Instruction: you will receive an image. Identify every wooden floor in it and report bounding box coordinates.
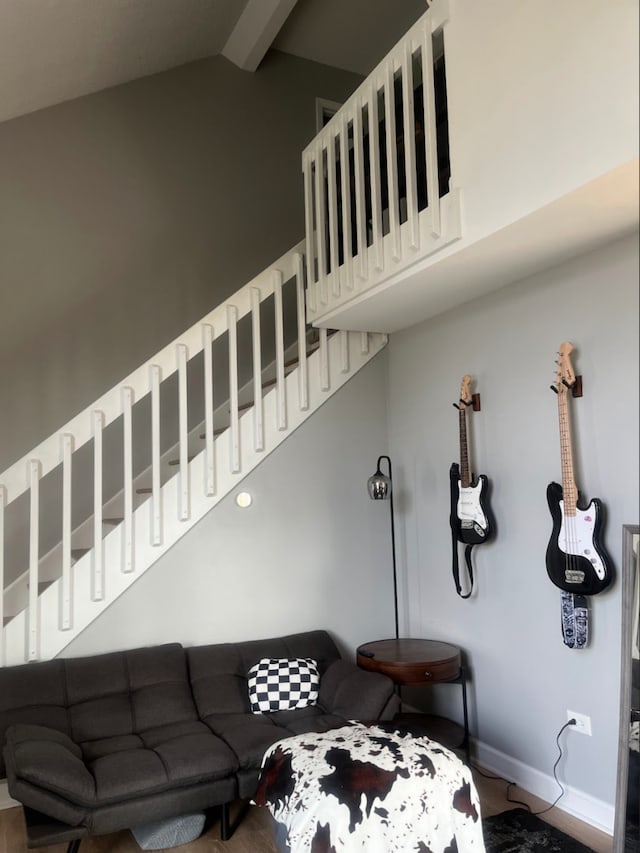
[0,768,613,853]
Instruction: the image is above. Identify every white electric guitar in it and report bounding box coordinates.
[453,375,494,545]
[545,342,612,595]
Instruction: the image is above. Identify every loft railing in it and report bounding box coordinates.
[303,0,461,325]
[0,238,385,665]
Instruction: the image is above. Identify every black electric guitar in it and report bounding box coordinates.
[453,375,494,545]
[545,342,613,595]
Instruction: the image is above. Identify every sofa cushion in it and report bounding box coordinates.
[0,660,69,778]
[201,713,282,770]
[5,725,95,803]
[62,644,197,744]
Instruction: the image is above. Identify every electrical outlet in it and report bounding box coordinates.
[567,710,592,735]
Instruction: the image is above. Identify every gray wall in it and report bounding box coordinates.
[386,233,639,807]
[0,49,363,472]
[62,355,395,659]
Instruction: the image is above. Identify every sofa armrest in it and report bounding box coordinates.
[318,660,397,721]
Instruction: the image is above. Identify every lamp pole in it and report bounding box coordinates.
[368,455,399,640]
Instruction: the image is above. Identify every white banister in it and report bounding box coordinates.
[368,78,384,272]
[327,132,340,294]
[177,344,190,522]
[273,270,286,430]
[92,410,104,601]
[202,323,215,496]
[352,101,368,280]
[28,459,40,661]
[251,288,264,452]
[302,156,317,314]
[295,253,309,411]
[313,142,328,305]
[227,305,240,474]
[0,242,304,508]
[150,365,162,546]
[340,331,349,374]
[122,387,134,573]
[402,39,420,251]
[302,4,459,325]
[319,329,329,391]
[339,112,354,289]
[421,16,441,237]
[384,61,401,262]
[61,433,73,629]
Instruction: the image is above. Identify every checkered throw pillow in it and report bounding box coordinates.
[247,657,320,714]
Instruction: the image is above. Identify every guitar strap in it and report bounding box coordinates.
[560,591,589,649]
[449,463,475,599]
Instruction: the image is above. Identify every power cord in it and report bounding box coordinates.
[472,718,576,815]
[530,718,575,815]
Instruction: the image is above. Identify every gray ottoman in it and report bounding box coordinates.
[131,813,205,850]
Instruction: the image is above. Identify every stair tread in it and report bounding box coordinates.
[103,517,124,525]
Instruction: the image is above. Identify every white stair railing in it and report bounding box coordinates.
[0,240,388,666]
[303,0,461,325]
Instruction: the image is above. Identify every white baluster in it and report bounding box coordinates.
[361,332,370,354]
[295,253,309,411]
[303,153,317,314]
[319,329,330,391]
[150,364,162,545]
[421,17,441,237]
[314,141,328,305]
[274,270,286,430]
[339,113,354,288]
[251,288,264,451]
[60,433,73,628]
[28,459,40,661]
[177,344,190,521]
[92,410,104,601]
[368,80,384,271]
[121,387,134,572]
[202,324,215,496]
[340,331,349,374]
[402,40,420,250]
[327,132,340,296]
[227,305,240,473]
[384,62,401,261]
[353,101,368,280]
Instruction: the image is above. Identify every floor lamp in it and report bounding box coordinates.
[367,455,399,640]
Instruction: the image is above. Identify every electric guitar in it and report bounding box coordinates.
[545,342,613,595]
[453,375,494,545]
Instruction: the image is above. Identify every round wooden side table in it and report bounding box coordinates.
[356,638,470,763]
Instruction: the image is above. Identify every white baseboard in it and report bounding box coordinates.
[474,739,614,836]
[0,779,19,811]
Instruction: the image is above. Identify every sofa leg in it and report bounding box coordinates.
[66,840,82,853]
[220,800,250,841]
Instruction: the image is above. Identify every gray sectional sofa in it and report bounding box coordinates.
[0,630,397,851]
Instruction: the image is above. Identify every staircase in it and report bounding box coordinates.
[0,241,387,666]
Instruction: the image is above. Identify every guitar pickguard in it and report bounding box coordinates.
[557,499,606,581]
[457,480,489,538]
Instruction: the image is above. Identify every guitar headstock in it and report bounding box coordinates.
[552,341,576,395]
[459,375,472,408]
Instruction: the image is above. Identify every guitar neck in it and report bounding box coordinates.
[557,391,578,515]
[459,407,471,488]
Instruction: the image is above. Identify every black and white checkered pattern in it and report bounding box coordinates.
[247,657,319,714]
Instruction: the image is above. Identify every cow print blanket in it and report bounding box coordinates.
[253,721,486,852]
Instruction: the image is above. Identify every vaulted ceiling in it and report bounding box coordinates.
[0,0,426,124]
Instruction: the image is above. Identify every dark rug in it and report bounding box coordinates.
[483,808,596,852]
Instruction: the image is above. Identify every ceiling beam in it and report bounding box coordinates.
[222,0,299,72]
